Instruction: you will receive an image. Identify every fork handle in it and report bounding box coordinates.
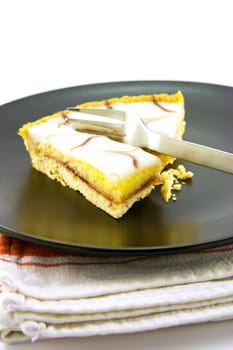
[146,130,233,174]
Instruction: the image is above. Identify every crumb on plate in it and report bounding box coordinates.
[160,165,193,202]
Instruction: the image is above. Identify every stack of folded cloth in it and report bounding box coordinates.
[0,234,233,344]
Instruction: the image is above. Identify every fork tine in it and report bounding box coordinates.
[67,107,126,121]
[66,108,126,139]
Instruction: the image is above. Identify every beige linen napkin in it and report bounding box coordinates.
[0,234,233,343]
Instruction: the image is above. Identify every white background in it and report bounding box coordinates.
[1,0,233,105]
[1,0,233,348]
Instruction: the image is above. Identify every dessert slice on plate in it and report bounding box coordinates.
[19,91,185,218]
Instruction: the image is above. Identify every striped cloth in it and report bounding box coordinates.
[1,234,233,343]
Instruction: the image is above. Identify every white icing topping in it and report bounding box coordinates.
[28,117,161,182]
[96,101,182,137]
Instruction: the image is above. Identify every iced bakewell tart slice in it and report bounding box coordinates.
[18,91,185,218]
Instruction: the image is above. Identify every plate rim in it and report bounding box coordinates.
[0,80,233,255]
[1,79,233,108]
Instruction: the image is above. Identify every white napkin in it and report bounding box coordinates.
[1,235,233,343]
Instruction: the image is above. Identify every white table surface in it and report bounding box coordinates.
[1,0,233,348]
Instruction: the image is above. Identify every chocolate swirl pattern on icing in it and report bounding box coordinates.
[100,148,139,169]
[56,113,142,171]
[105,100,113,109]
[70,135,100,151]
[59,112,70,126]
[151,97,176,113]
[143,114,174,125]
[70,133,140,169]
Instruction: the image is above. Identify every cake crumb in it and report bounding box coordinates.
[160,165,193,202]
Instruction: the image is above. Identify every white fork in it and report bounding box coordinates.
[67,107,233,174]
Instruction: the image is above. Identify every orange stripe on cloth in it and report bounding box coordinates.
[0,234,81,258]
[0,255,152,268]
[0,234,151,263]
[1,234,233,262]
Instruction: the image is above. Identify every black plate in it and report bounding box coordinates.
[0,81,233,255]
